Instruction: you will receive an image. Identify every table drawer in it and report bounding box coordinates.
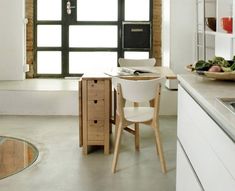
[87,80,105,100]
[87,100,105,120]
[88,120,104,141]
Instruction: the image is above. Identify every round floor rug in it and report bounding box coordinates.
[0,136,38,179]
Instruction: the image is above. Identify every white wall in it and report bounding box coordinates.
[0,0,26,80]
[0,91,78,116]
[0,84,176,116]
[0,89,176,116]
[162,0,197,74]
[162,0,171,68]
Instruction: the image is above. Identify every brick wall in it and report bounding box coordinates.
[25,0,162,77]
[25,0,34,78]
[152,0,162,66]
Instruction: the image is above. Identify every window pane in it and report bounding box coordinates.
[37,25,61,47]
[77,0,117,21]
[69,52,117,74]
[37,0,61,20]
[125,0,149,21]
[124,51,149,59]
[37,51,61,74]
[69,26,117,47]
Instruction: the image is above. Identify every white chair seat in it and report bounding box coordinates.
[124,107,154,122]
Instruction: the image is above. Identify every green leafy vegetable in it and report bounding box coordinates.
[221,67,232,72]
[220,60,235,72]
[233,55,235,61]
[194,56,235,72]
[231,63,235,71]
[195,60,212,71]
[209,56,230,67]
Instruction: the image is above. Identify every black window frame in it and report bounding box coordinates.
[34,0,153,78]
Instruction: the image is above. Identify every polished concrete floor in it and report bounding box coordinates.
[0,115,177,191]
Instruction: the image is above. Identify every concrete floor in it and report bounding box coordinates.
[0,115,177,191]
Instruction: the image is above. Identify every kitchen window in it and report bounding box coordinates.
[34,0,152,77]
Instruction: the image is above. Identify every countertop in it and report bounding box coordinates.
[178,74,235,142]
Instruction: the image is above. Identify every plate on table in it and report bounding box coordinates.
[186,64,235,81]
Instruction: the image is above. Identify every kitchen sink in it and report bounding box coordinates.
[217,98,235,113]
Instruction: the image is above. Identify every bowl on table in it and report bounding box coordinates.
[221,17,233,33]
[205,17,216,31]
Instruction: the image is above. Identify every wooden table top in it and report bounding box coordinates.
[82,66,177,80]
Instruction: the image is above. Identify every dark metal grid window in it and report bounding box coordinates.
[34,0,153,77]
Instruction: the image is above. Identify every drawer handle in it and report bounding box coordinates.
[94,120,98,124]
[94,80,97,83]
[94,100,98,104]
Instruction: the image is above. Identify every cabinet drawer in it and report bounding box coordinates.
[178,85,235,190]
[87,100,105,120]
[176,142,203,191]
[87,120,104,141]
[87,80,105,100]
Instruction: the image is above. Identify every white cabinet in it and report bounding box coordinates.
[176,141,203,191]
[0,0,26,80]
[177,84,235,191]
[197,0,235,61]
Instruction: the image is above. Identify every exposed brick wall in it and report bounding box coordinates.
[25,0,34,78]
[152,0,162,66]
[25,0,162,77]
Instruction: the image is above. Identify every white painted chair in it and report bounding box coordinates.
[111,77,167,174]
[116,58,156,151]
[118,58,156,67]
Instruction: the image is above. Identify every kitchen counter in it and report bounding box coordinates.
[178,74,235,142]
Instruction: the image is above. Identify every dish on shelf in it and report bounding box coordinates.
[205,17,216,31]
[221,17,233,33]
[186,64,235,80]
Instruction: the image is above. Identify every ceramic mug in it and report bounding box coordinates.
[221,17,233,33]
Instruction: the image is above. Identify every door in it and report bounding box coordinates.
[35,0,152,77]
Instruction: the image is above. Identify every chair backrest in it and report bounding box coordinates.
[112,77,164,103]
[118,58,156,67]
